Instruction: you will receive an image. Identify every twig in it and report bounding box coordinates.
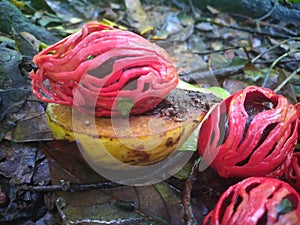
[274,66,300,93]
[202,17,296,39]
[227,13,297,37]
[179,65,244,83]
[256,0,279,21]
[189,0,200,19]
[252,37,300,63]
[192,45,247,56]
[262,50,300,87]
[253,20,297,37]
[228,24,293,39]
[196,0,300,25]
[255,0,279,32]
[55,198,67,221]
[183,158,201,225]
[253,58,300,65]
[20,180,124,192]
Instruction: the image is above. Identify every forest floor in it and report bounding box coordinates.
[0,0,300,224]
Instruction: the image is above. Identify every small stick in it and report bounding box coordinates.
[203,17,295,39]
[274,66,300,93]
[262,50,300,87]
[20,181,124,192]
[180,65,244,83]
[183,158,201,225]
[255,0,279,31]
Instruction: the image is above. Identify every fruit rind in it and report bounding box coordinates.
[46,101,204,167]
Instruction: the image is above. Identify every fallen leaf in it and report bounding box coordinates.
[163,12,183,36]
[0,47,24,89]
[52,182,183,225]
[187,34,207,53]
[243,61,264,82]
[4,101,54,142]
[42,141,106,184]
[177,79,230,99]
[222,78,249,94]
[0,89,30,141]
[43,140,185,224]
[124,0,147,30]
[208,53,230,69]
[0,143,37,184]
[0,142,48,222]
[195,22,214,32]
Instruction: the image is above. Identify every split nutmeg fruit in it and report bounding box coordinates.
[198,86,298,178]
[203,177,300,225]
[30,21,178,117]
[30,21,212,168]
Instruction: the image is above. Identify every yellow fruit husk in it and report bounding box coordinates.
[46,102,205,168]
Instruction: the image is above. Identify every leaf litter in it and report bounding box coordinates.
[1,0,300,224]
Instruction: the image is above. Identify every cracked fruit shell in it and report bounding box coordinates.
[46,89,212,168]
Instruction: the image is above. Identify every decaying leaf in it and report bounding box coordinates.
[0,89,30,141]
[124,0,147,25]
[50,182,183,225]
[1,0,300,224]
[4,101,54,142]
[0,47,24,89]
[0,142,49,222]
[42,140,185,224]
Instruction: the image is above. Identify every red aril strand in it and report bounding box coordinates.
[30,21,178,116]
[285,102,300,192]
[295,102,300,139]
[285,152,300,192]
[198,86,298,178]
[203,177,300,225]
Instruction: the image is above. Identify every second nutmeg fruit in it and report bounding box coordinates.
[197,86,299,178]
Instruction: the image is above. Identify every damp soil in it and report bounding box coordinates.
[145,88,221,122]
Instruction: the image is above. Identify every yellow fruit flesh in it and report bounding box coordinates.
[46,91,209,168]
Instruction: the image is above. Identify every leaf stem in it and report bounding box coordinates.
[262,50,300,87]
[274,66,300,93]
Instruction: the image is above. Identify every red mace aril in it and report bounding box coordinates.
[295,102,300,138]
[203,177,300,225]
[30,21,178,116]
[285,152,300,192]
[198,86,298,178]
[285,102,300,192]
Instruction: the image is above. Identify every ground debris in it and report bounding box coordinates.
[0,142,50,223]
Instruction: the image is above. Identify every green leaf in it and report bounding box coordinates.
[204,87,230,99]
[230,56,248,66]
[178,125,199,151]
[177,79,230,99]
[86,55,94,60]
[286,0,300,3]
[276,198,294,215]
[209,53,230,69]
[243,67,265,82]
[117,98,134,116]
